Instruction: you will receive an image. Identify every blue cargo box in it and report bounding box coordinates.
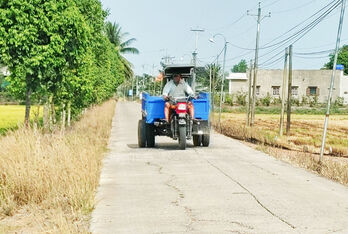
[142,92,210,124]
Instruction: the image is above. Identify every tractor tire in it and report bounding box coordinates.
[193,135,202,146]
[202,134,210,147]
[146,124,155,147]
[138,120,146,148]
[178,126,187,150]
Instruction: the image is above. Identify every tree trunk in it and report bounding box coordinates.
[50,95,56,125]
[43,96,49,130]
[61,103,66,131]
[24,81,32,127]
[67,101,71,127]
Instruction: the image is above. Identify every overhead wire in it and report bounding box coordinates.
[257,0,341,65]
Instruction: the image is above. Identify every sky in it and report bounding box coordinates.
[101,0,348,75]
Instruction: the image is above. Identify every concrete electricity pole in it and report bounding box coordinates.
[286,45,293,136]
[190,28,205,93]
[279,47,289,136]
[248,2,271,126]
[247,60,253,126]
[320,0,346,161]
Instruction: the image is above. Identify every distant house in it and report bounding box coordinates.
[227,69,348,105]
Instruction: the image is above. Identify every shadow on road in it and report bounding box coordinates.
[127,143,195,151]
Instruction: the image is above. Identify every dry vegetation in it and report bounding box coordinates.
[214,113,348,186]
[0,100,116,233]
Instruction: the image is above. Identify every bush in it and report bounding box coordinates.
[260,93,271,106]
[225,94,234,106]
[272,97,282,105]
[334,97,344,107]
[291,98,300,106]
[236,91,247,106]
[309,95,319,107]
[301,96,309,106]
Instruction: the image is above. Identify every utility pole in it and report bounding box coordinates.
[218,42,228,131]
[247,60,253,126]
[190,28,205,93]
[248,2,271,126]
[280,47,289,136]
[320,0,346,161]
[286,45,293,136]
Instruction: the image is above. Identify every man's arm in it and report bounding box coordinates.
[162,81,172,99]
[185,83,194,96]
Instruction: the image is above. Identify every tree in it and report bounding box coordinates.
[324,45,348,75]
[105,21,139,79]
[0,0,127,126]
[231,59,248,73]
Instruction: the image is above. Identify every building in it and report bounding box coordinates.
[227,69,348,104]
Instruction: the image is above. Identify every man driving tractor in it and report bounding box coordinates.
[162,73,194,122]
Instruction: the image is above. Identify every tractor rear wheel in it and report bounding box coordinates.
[193,135,202,146]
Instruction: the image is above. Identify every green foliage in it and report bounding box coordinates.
[291,98,300,107]
[0,0,130,122]
[231,59,248,73]
[272,96,282,105]
[324,45,348,75]
[105,21,139,80]
[334,97,344,107]
[309,96,319,107]
[236,92,247,106]
[225,94,234,106]
[260,93,271,106]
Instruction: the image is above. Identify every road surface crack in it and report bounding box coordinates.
[146,162,197,232]
[206,160,296,230]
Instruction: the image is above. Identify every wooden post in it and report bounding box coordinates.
[286,45,293,136]
[280,47,289,136]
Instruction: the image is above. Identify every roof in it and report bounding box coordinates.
[164,64,195,80]
[226,73,248,80]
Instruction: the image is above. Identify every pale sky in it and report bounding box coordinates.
[101,0,348,75]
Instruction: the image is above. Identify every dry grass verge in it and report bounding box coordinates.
[0,99,116,233]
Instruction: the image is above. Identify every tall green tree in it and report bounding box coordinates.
[0,0,126,125]
[324,45,348,75]
[231,59,248,73]
[105,22,139,79]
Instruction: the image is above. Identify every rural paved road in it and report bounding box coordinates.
[91,101,348,234]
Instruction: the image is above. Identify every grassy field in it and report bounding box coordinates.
[217,113,348,156]
[0,105,42,134]
[0,100,115,233]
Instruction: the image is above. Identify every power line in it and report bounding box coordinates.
[261,0,340,48]
[273,0,320,14]
[258,0,341,64]
[263,0,283,8]
[294,49,334,55]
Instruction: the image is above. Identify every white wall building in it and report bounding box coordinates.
[227,69,348,104]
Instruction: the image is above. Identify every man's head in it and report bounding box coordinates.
[173,73,182,84]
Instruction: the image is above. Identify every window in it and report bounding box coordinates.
[272,86,280,96]
[307,86,319,96]
[291,86,298,96]
[256,86,260,95]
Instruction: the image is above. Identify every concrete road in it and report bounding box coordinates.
[91,101,348,234]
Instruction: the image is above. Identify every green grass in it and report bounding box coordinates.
[0,105,41,134]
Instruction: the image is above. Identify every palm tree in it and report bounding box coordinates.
[105,22,139,79]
